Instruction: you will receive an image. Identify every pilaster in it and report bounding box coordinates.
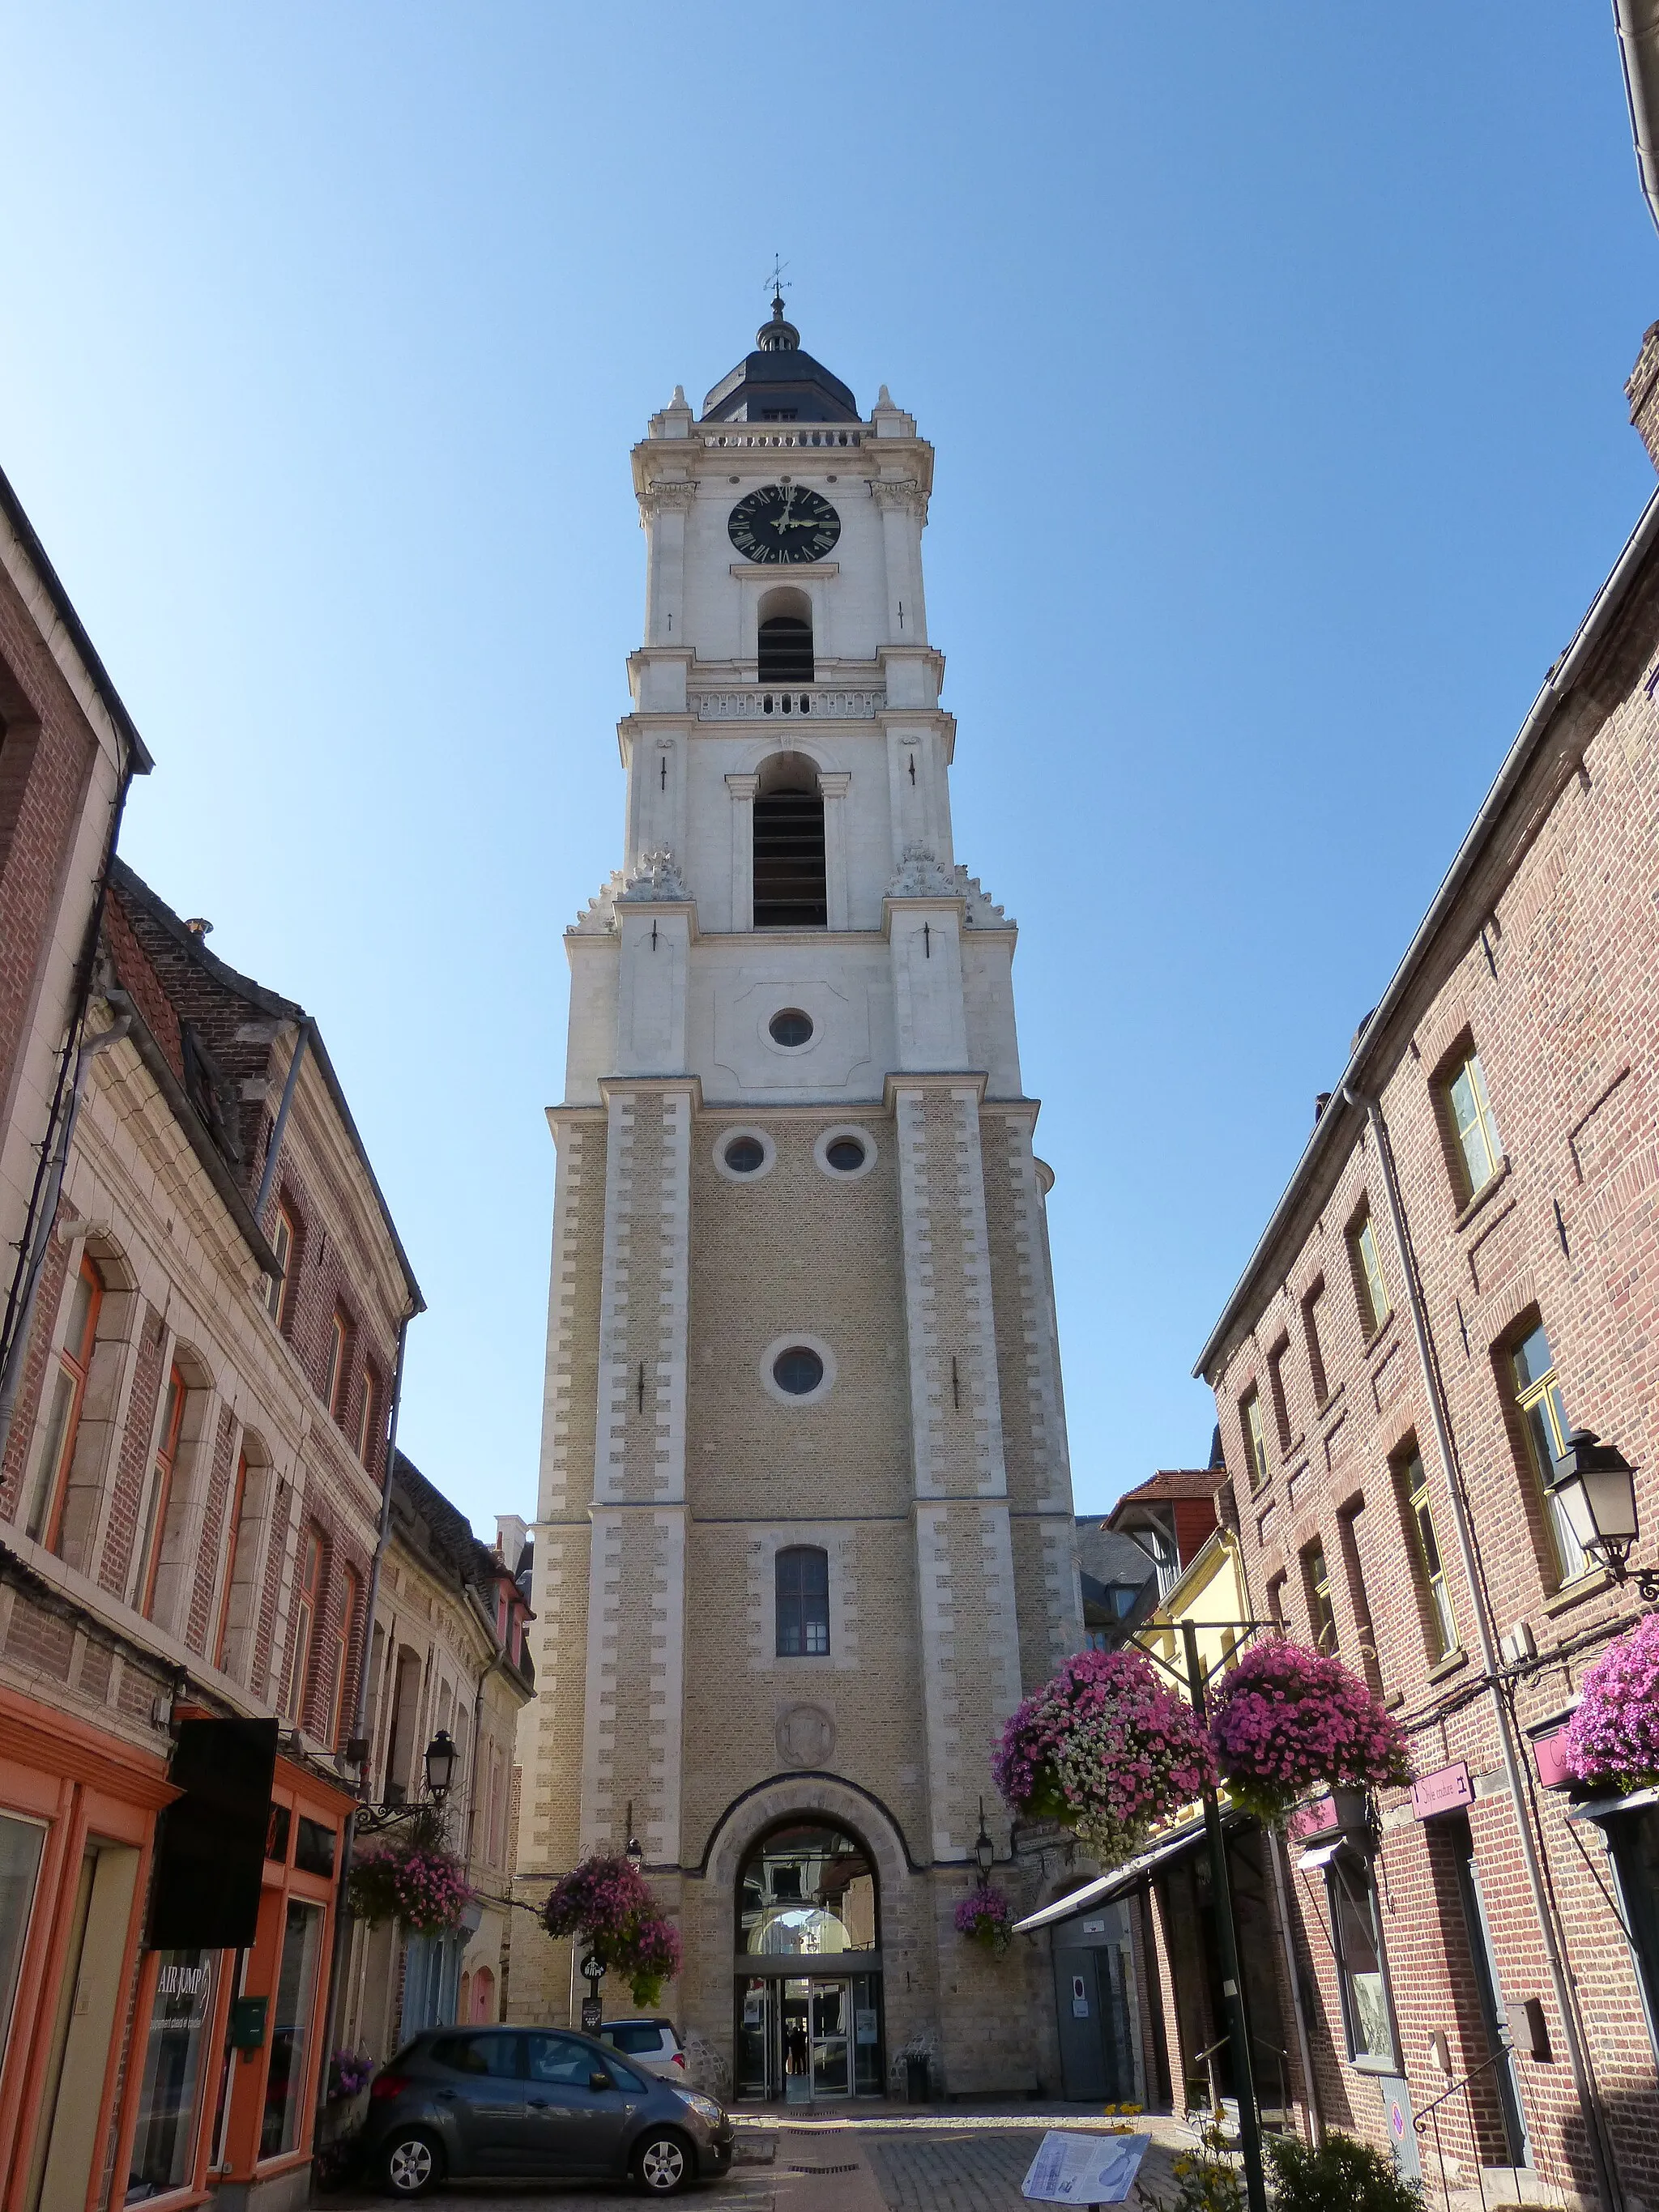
[725,774,757,931]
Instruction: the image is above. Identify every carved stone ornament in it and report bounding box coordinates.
[638,479,699,520]
[871,476,928,521]
[954,864,1013,930]
[568,869,625,936]
[775,1703,837,1768]
[619,850,690,902]
[886,843,958,900]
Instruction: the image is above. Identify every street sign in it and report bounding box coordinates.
[579,1953,606,1983]
[581,1997,603,2032]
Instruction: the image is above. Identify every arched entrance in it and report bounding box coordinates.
[734,1822,883,2103]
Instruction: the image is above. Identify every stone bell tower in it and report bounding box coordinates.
[511,298,1082,2099]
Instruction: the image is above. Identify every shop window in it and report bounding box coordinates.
[1328,1850,1396,2065]
[1507,1319,1588,1587]
[0,1813,45,2075]
[134,1366,187,1618]
[284,1528,325,1727]
[776,1545,830,1656]
[126,1951,217,2201]
[1607,1809,1659,2065]
[25,1256,101,1547]
[293,1818,336,1879]
[259,1899,326,2158]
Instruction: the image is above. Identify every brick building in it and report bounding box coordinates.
[334,1451,532,2078]
[0,844,422,2211]
[1192,458,1659,2202]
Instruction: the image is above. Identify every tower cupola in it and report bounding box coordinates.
[700,297,859,424]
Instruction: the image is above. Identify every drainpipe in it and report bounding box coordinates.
[1344,1085,1623,2212]
[313,1306,412,2141]
[1614,0,1659,238]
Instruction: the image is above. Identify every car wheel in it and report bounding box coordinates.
[380,2128,444,2198]
[632,2127,695,2195]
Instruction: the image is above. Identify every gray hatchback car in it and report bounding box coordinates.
[359,2024,734,2197]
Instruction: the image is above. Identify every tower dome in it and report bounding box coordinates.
[700,296,859,424]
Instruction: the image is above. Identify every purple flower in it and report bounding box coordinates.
[1566,1613,1659,1790]
[1208,1638,1410,1822]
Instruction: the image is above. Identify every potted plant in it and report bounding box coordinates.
[953,1882,1013,1956]
[1207,1639,1410,1826]
[539,1854,684,2006]
[326,2048,375,2102]
[1565,1611,1659,1792]
[993,1649,1217,1867]
[347,1835,471,1935]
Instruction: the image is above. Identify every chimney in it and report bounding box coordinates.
[1628,322,1659,471]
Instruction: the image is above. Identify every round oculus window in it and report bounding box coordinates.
[768,1008,814,1049]
[773,1345,825,1396]
[824,1137,866,1174]
[723,1136,766,1174]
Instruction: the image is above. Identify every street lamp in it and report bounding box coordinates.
[1549,1430,1655,1597]
[974,1799,996,1877]
[423,1730,458,1801]
[625,1802,644,1869]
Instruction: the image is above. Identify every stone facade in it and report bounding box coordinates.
[512,314,1083,2099]
[1195,480,1659,2204]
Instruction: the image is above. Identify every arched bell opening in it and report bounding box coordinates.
[757,587,815,684]
[753,752,826,928]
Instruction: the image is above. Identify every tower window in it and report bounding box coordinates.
[775,1546,830,1656]
[768,1008,814,1048]
[773,1346,825,1396]
[753,753,826,927]
[757,616,814,683]
[724,1136,766,1174]
[825,1137,865,1172]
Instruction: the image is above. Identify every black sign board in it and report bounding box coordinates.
[581,1997,603,2033]
[579,1953,606,1983]
[147,1718,279,1950]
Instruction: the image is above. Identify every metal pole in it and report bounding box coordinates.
[1182,1621,1269,2212]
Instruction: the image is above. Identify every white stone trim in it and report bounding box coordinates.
[539,1127,586,1516]
[812,1125,878,1183]
[758,1333,837,1408]
[712,1126,777,1183]
[743,1524,861,1673]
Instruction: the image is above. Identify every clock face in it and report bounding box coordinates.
[727,484,841,565]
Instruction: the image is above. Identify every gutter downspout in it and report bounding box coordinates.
[1346,1084,1623,2212]
[1614,0,1659,238]
[313,1304,412,2146]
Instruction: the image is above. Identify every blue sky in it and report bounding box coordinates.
[2,5,1655,1532]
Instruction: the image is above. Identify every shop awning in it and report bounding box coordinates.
[1294,1839,1344,1872]
[1566,1781,1659,1823]
[1013,1817,1210,1934]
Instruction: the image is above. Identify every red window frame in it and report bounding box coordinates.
[34,1256,101,1551]
[137,1366,186,1618]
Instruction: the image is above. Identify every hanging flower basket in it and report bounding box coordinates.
[328,2048,376,2101]
[1208,1639,1411,1826]
[540,1854,683,2007]
[993,1649,1217,1867]
[1565,1612,1659,1792]
[953,1883,1013,1956]
[348,1841,472,1935]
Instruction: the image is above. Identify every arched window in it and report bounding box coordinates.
[753,752,826,928]
[738,1822,876,1954]
[329,1563,362,1748]
[26,1256,102,1548]
[775,1545,830,1656]
[134,1365,187,1617]
[285,1525,325,1724]
[385,1645,423,1802]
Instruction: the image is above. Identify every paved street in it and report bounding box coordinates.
[329,2107,1187,2212]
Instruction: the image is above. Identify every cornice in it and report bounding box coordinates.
[883,1070,991,1108]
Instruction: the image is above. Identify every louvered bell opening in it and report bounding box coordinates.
[753,792,827,927]
[757,617,814,684]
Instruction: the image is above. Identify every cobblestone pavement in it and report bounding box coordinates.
[326,2106,1188,2212]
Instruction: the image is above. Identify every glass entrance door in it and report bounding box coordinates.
[736,1975,882,2101]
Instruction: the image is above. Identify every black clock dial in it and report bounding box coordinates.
[727,483,841,565]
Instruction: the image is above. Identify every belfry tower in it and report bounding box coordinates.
[513,302,1082,2099]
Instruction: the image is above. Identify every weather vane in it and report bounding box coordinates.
[766,254,791,308]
